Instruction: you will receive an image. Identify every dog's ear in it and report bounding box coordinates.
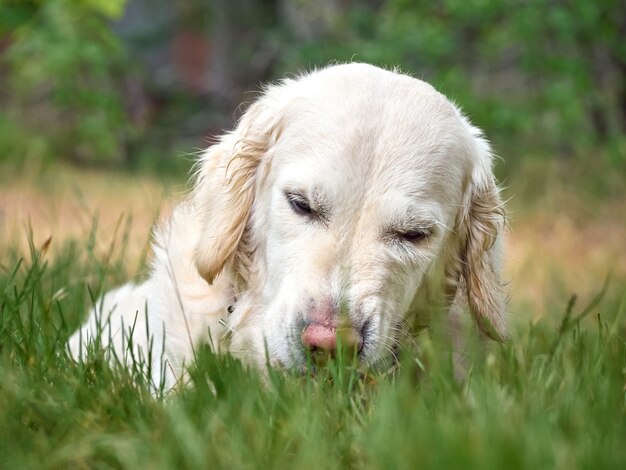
[457,124,508,341]
[192,95,282,284]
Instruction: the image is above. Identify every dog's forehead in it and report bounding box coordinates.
[269,68,470,208]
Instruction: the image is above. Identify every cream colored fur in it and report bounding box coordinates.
[68,63,507,389]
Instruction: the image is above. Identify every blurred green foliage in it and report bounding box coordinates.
[278,0,625,161]
[1,0,133,165]
[0,0,624,170]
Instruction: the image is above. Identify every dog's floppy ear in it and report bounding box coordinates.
[458,124,508,341]
[192,94,282,284]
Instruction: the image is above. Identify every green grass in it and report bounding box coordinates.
[1,238,625,469]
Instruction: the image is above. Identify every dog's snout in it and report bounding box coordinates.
[301,324,362,357]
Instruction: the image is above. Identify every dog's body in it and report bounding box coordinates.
[68,63,507,389]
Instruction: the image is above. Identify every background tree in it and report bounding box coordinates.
[1,0,624,168]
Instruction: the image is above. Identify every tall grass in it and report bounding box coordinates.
[0,233,624,469]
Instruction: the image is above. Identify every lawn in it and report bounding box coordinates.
[0,157,625,469]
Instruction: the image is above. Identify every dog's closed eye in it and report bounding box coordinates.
[285,191,330,224]
[285,191,313,217]
[382,225,434,246]
[396,228,432,243]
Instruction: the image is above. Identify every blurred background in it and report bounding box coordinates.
[1,0,625,322]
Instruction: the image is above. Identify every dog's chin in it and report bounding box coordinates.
[277,348,399,376]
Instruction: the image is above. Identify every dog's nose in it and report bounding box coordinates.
[301,324,362,357]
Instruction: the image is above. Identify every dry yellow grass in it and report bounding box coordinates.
[1,161,624,322]
[0,164,179,264]
[506,211,625,320]
[502,158,626,321]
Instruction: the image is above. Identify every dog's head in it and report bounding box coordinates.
[192,64,506,369]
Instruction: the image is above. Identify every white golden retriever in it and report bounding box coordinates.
[68,63,507,389]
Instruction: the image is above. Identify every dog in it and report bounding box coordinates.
[68,63,507,390]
